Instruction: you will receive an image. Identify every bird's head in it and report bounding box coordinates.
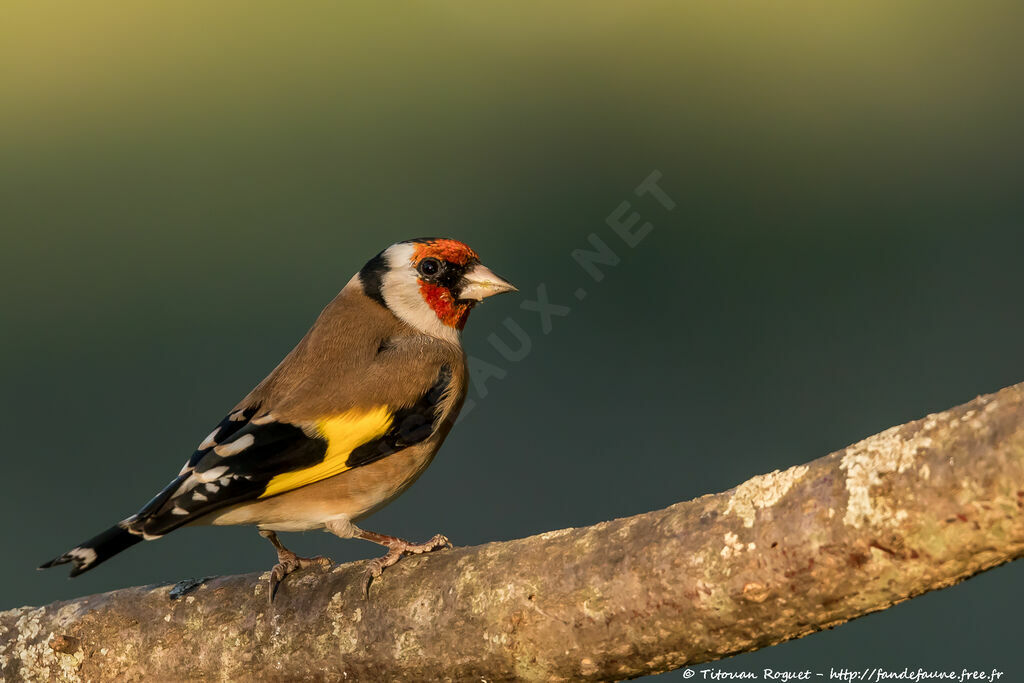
[359,238,517,342]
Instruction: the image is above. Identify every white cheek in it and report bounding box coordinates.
[379,245,461,344]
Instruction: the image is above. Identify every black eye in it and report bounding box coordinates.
[418,258,441,277]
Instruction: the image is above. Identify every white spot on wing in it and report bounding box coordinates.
[69,547,98,567]
[172,475,198,498]
[192,491,208,502]
[171,506,189,516]
[198,427,221,450]
[122,524,163,541]
[252,412,277,425]
[214,433,255,457]
[196,466,229,483]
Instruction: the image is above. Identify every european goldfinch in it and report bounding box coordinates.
[40,238,516,599]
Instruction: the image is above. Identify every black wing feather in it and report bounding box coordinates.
[137,421,328,537]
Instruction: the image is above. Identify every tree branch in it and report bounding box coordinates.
[4,383,1024,681]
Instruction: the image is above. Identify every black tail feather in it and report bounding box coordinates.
[39,524,143,577]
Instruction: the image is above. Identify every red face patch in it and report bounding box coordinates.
[409,239,480,330]
[418,282,473,330]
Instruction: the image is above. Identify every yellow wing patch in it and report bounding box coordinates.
[259,406,393,498]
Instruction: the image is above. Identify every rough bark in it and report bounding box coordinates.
[3,383,1024,682]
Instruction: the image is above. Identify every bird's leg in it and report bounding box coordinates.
[258,529,332,602]
[324,519,451,598]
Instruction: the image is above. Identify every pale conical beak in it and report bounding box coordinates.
[459,263,518,301]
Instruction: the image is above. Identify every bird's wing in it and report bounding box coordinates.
[124,362,455,539]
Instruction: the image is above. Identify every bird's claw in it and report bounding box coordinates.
[268,554,332,603]
[422,534,453,552]
[362,555,390,599]
[361,534,452,599]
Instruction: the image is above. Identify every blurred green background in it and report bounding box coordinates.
[3,1,1023,678]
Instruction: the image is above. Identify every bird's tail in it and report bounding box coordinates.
[38,523,142,577]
